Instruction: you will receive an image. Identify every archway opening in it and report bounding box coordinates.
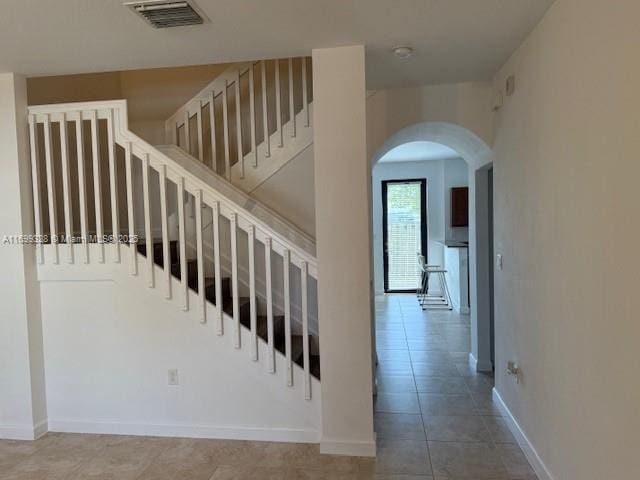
[370,121,494,374]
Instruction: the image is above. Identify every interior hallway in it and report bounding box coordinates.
[373,294,538,479]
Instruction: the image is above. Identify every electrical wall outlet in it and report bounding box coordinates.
[168,369,179,386]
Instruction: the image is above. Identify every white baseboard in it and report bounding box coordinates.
[0,419,48,440]
[320,436,376,457]
[469,352,493,372]
[492,388,554,480]
[468,352,478,369]
[47,419,319,444]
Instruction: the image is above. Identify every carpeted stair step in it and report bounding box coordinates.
[137,240,179,267]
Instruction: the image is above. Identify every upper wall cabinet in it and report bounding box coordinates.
[451,187,469,227]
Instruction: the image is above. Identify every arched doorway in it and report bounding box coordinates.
[371,121,494,372]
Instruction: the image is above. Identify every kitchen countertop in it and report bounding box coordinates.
[437,240,469,248]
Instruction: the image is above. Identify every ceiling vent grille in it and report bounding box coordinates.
[124,1,206,28]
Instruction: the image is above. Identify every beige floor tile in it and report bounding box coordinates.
[409,351,451,363]
[414,376,468,394]
[377,375,417,393]
[209,465,365,479]
[428,441,508,479]
[471,393,503,416]
[481,416,517,444]
[495,444,537,479]
[374,413,426,440]
[377,361,414,376]
[424,415,491,442]
[360,439,431,476]
[0,439,46,471]
[375,393,421,414]
[418,394,477,416]
[1,448,88,480]
[463,375,495,394]
[368,475,433,480]
[134,437,221,479]
[411,362,460,377]
[257,442,361,473]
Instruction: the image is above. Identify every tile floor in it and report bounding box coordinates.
[372,293,538,480]
[0,294,537,480]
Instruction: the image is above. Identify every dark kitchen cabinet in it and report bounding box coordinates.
[451,187,469,227]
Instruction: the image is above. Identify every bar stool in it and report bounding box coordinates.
[416,254,453,310]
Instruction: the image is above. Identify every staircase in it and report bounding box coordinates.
[165,58,313,194]
[27,69,319,403]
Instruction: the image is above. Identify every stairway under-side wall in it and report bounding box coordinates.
[26,96,321,441]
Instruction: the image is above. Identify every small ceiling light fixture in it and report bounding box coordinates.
[392,45,414,59]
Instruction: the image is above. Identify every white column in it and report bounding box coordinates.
[0,73,48,440]
[312,46,375,457]
[470,166,493,371]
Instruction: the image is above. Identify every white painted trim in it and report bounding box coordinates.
[468,352,478,370]
[320,436,376,457]
[0,419,48,440]
[469,351,493,373]
[48,420,319,444]
[492,388,554,480]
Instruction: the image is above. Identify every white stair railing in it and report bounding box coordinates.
[28,99,318,398]
[165,57,313,192]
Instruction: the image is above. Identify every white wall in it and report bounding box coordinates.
[372,160,445,295]
[38,249,320,442]
[0,73,47,440]
[366,82,493,162]
[492,0,640,478]
[252,145,316,237]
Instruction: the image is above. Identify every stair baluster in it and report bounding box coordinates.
[106,109,120,263]
[212,201,223,335]
[265,237,275,373]
[261,60,270,158]
[75,113,89,261]
[177,176,188,310]
[302,261,311,399]
[230,213,240,347]
[283,249,293,386]
[89,110,104,263]
[275,59,283,148]
[28,114,44,264]
[249,64,257,168]
[288,58,296,138]
[195,189,205,323]
[124,141,136,274]
[248,225,258,360]
[159,165,171,299]
[234,70,244,179]
[142,153,154,288]
[43,114,59,264]
[59,112,74,264]
[222,81,231,180]
[208,91,217,172]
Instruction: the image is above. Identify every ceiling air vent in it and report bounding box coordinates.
[124,0,207,29]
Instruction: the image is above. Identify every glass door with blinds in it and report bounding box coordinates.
[382,179,428,293]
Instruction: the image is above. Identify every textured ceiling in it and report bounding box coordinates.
[0,0,555,88]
